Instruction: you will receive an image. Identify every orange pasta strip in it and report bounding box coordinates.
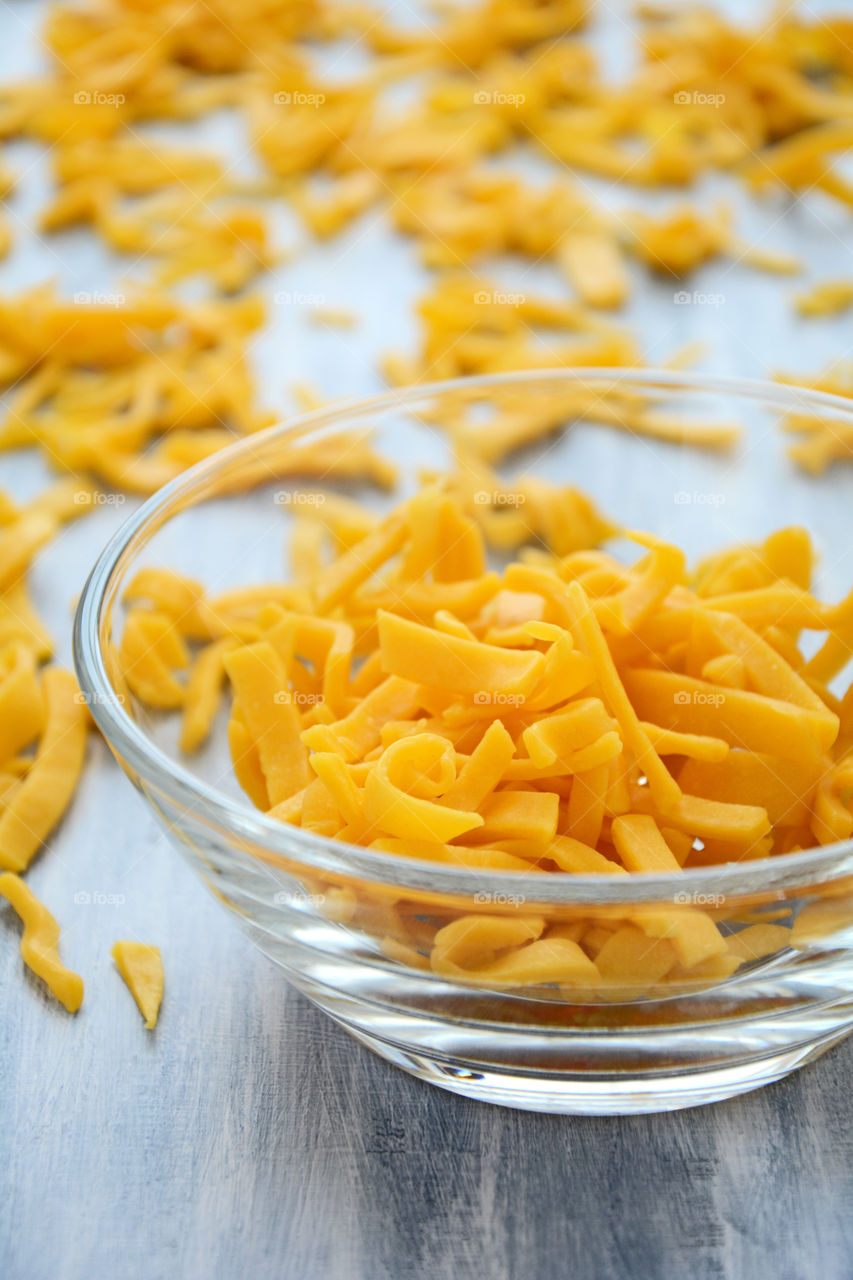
[378,610,545,697]
[595,534,686,636]
[624,666,825,760]
[0,643,45,762]
[124,568,211,640]
[0,580,54,661]
[611,814,681,873]
[727,924,792,962]
[112,940,163,1029]
[313,513,407,612]
[641,722,729,762]
[308,752,365,826]
[701,654,747,690]
[118,610,189,709]
[0,510,55,592]
[179,637,235,753]
[0,670,87,872]
[548,834,627,874]
[461,938,601,986]
[431,914,545,971]
[223,642,311,805]
[364,735,483,842]
[301,778,344,836]
[633,906,727,968]
[302,675,422,761]
[467,790,560,846]
[557,230,629,310]
[0,872,83,1011]
[517,632,594,710]
[439,719,515,810]
[632,791,771,844]
[564,581,681,812]
[565,762,611,847]
[371,837,533,871]
[521,697,614,767]
[227,713,269,810]
[595,927,678,983]
[812,771,853,845]
[679,752,817,829]
[699,610,838,749]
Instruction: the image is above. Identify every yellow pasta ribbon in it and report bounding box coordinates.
[0,669,88,872]
[0,872,83,1011]
[564,581,681,812]
[0,642,45,763]
[112,940,164,1029]
[378,610,544,697]
[364,735,483,842]
[223,641,311,806]
[118,609,189,709]
[611,814,681,873]
[179,637,236,753]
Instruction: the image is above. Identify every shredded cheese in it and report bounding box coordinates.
[117,479,853,992]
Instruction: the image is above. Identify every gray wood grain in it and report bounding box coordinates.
[4,786,853,1280]
[3,2,853,1277]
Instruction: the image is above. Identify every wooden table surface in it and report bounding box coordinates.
[3,1,853,1276]
[4,764,853,1280]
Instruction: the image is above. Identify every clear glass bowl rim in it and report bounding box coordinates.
[73,367,853,905]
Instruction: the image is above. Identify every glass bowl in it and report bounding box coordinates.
[74,369,853,1114]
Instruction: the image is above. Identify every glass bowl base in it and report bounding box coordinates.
[337,1021,850,1115]
[246,928,853,1115]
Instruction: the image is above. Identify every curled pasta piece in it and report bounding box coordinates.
[0,669,88,872]
[364,735,483,843]
[0,872,83,1011]
[0,642,45,763]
